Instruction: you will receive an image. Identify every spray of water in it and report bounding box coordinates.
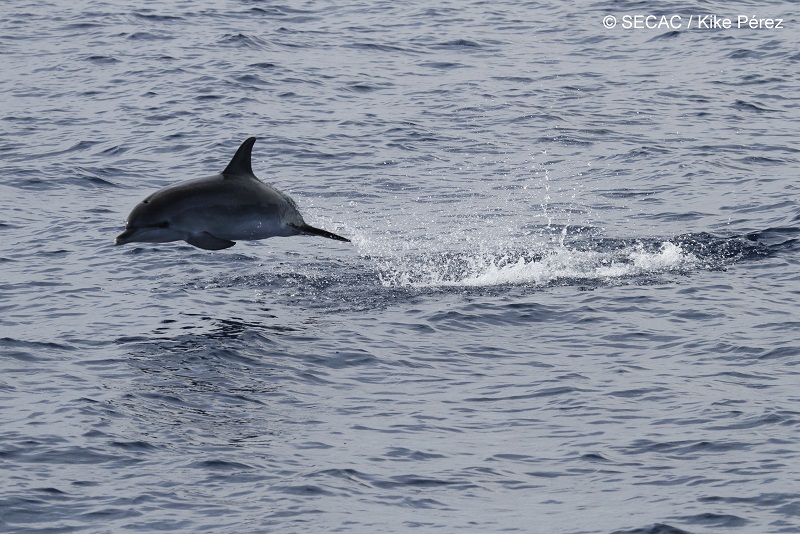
[368,236,696,288]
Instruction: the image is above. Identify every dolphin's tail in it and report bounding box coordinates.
[292,223,351,243]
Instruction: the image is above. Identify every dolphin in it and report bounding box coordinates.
[115,137,350,250]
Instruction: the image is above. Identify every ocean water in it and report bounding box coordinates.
[1,0,799,532]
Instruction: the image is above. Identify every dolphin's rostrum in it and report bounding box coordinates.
[115,137,350,250]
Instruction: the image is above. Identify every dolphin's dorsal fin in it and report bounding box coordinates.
[222,137,256,177]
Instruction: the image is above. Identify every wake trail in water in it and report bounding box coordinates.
[364,228,791,289]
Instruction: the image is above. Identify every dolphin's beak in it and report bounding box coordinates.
[115,228,137,246]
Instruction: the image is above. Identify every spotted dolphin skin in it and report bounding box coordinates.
[115,137,350,250]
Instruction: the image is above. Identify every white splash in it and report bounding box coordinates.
[376,241,697,288]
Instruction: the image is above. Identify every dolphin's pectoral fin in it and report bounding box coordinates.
[186,232,236,250]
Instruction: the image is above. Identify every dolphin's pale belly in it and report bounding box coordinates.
[210,215,290,241]
[173,203,297,241]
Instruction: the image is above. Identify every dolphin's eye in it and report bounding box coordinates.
[142,200,150,204]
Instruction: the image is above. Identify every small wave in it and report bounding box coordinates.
[347,42,419,54]
[648,30,681,42]
[72,168,120,188]
[189,459,254,471]
[611,523,692,534]
[437,39,482,48]
[732,100,779,113]
[419,61,468,70]
[126,31,172,41]
[219,33,269,50]
[85,55,120,64]
[674,513,749,528]
[0,337,76,361]
[342,83,387,93]
[132,12,184,22]
[728,48,763,59]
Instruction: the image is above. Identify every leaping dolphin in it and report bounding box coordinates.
[115,137,350,250]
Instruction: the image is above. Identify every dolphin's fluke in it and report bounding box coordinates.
[222,137,256,177]
[292,223,351,242]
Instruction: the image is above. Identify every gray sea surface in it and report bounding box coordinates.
[1,1,799,533]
